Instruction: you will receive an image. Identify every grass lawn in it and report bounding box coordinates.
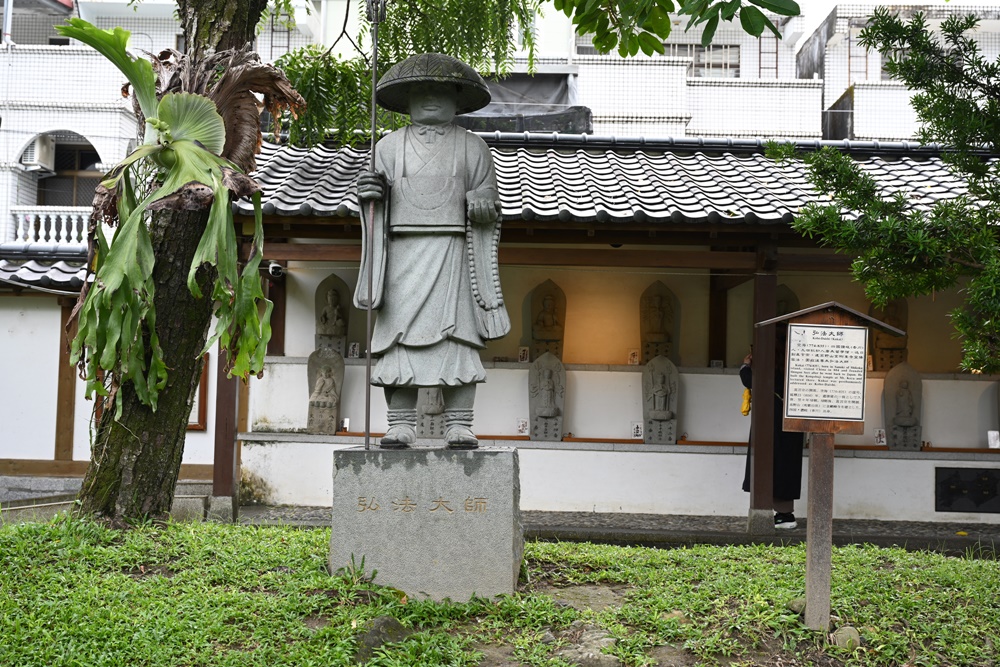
[1,516,998,666]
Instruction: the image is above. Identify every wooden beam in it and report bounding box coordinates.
[257,242,849,272]
[711,273,753,292]
[54,300,77,461]
[502,248,756,269]
[0,459,212,480]
[777,254,854,272]
[261,243,362,262]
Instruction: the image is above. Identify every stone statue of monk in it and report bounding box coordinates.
[355,53,509,449]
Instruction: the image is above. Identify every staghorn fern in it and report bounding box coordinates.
[58,18,301,416]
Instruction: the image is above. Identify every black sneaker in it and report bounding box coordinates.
[774,512,797,530]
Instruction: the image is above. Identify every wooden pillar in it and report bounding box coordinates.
[708,276,729,364]
[266,262,286,356]
[213,359,238,497]
[54,299,77,461]
[805,432,835,630]
[748,270,776,533]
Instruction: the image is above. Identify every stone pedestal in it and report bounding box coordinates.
[329,447,523,601]
[532,340,562,361]
[642,341,671,365]
[531,416,563,441]
[644,418,675,445]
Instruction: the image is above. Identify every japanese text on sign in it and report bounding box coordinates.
[785,324,867,421]
[356,496,488,514]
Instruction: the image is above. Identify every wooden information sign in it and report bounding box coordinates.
[756,302,904,633]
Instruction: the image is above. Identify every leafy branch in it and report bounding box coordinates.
[552,0,799,56]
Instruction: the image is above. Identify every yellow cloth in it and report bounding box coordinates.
[741,388,751,416]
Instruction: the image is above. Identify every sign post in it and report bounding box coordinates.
[756,302,903,632]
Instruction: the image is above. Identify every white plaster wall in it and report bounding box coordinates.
[237,438,1000,523]
[71,343,220,464]
[241,440,356,506]
[518,448,749,514]
[253,358,1000,449]
[818,457,1000,524]
[0,297,61,459]
[914,378,998,449]
[0,102,135,168]
[250,359,390,434]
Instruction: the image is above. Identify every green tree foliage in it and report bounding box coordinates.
[276,0,539,146]
[554,0,799,55]
[781,9,1000,372]
[276,0,799,146]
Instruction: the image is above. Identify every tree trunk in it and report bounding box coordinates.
[77,211,215,518]
[76,0,266,521]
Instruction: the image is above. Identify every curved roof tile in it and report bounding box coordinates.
[235,137,976,226]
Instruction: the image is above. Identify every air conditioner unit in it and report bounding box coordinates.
[22,135,56,172]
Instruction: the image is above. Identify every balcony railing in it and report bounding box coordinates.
[5,207,91,250]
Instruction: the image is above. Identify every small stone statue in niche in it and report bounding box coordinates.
[642,355,678,444]
[307,349,345,434]
[315,278,350,356]
[645,296,669,343]
[310,367,338,408]
[640,283,678,364]
[883,361,921,450]
[528,352,565,441]
[869,299,908,372]
[417,388,446,439]
[533,295,562,340]
[318,288,346,337]
[528,281,566,361]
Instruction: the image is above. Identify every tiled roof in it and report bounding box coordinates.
[236,134,973,225]
[0,259,87,293]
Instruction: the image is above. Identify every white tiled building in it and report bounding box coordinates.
[0,0,315,255]
[5,1,995,255]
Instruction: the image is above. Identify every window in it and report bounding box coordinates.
[661,43,741,77]
[37,146,102,207]
[576,36,740,77]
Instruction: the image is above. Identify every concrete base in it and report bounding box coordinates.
[207,495,237,523]
[169,495,207,522]
[329,447,523,601]
[747,508,775,535]
[0,499,76,524]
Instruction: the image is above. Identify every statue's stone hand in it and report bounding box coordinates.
[357,171,387,201]
[467,190,500,224]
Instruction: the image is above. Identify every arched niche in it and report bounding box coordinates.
[639,281,680,364]
[523,279,566,361]
[315,273,352,355]
[868,299,908,372]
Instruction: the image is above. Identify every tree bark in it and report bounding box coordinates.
[77,0,266,520]
[78,211,215,518]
